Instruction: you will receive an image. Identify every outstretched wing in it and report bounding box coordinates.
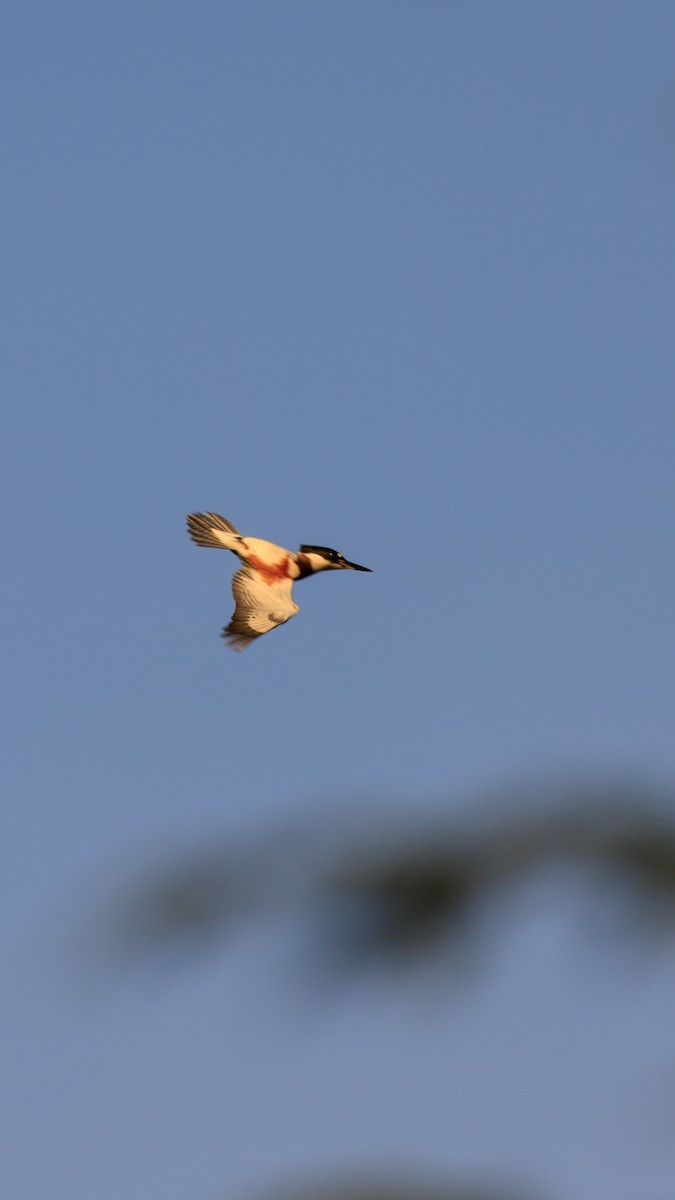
[223,567,300,651]
[187,512,244,553]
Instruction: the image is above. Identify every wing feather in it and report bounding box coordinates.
[223,567,300,651]
[187,512,244,552]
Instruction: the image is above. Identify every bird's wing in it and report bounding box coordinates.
[223,567,300,651]
[187,512,244,553]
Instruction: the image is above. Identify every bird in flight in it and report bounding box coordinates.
[187,512,372,650]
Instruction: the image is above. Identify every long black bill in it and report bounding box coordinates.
[343,559,372,572]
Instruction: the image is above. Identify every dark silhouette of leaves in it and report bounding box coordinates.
[260,1175,536,1200]
[92,781,675,979]
[257,1176,535,1200]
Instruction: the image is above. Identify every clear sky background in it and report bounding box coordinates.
[4,3,675,1198]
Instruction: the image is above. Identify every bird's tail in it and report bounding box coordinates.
[186,512,244,552]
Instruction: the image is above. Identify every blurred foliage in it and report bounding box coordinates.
[92,780,675,979]
[260,1176,534,1200]
[83,785,675,1200]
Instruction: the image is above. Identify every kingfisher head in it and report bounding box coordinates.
[297,544,372,576]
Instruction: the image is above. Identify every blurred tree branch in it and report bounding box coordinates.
[259,1177,537,1200]
[91,780,675,979]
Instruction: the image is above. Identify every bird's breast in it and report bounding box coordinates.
[247,552,293,585]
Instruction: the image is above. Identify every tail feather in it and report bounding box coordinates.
[187,512,243,551]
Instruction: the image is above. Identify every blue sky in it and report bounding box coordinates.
[4,3,675,1197]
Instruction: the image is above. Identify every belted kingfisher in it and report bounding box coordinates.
[187,512,372,650]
